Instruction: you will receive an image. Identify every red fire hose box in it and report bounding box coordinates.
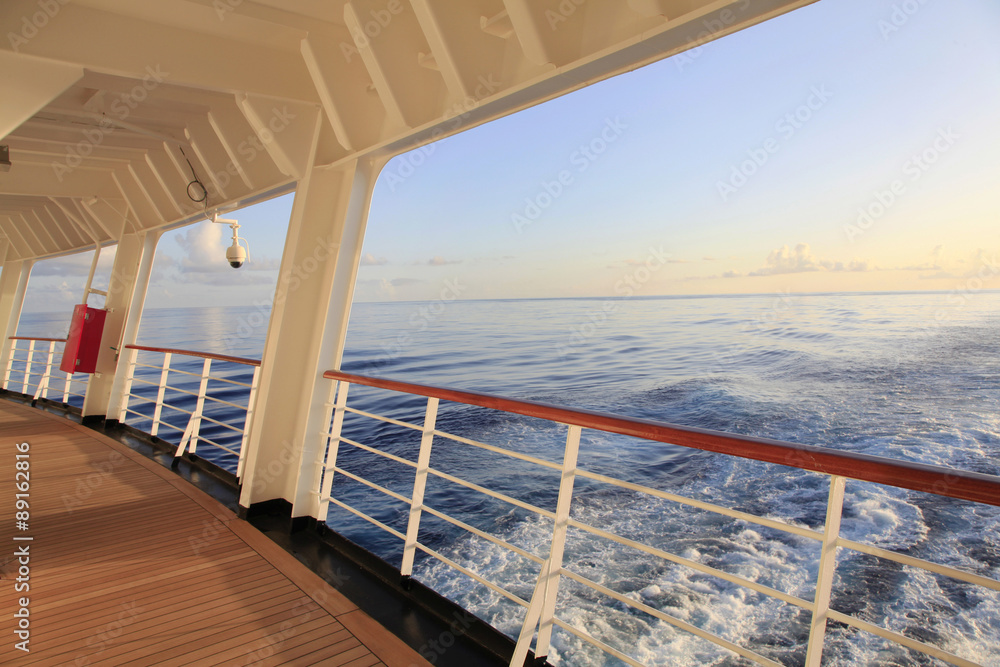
[60,304,107,374]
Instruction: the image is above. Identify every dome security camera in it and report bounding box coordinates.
[211,211,250,269]
[226,242,247,269]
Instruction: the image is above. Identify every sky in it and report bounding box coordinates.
[18,0,1000,313]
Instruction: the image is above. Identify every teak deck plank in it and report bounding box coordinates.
[0,399,431,667]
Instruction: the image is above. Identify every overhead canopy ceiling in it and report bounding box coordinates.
[0,0,816,262]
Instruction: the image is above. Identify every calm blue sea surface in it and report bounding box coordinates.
[19,292,1000,665]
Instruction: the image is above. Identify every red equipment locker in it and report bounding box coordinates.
[60,304,107,374]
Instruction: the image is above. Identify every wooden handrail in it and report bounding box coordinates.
[9,337,67,342]
[125,344,261,367]
[323,370,1000,507]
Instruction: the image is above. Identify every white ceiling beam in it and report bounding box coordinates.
[144,149,191,216]
[343,1,448,129]
[502,0,588,67]
[0,50,84,140]
[409,0,471,101]
[28,209,61,253]
[0,1,318,103]
[112,172,159,231]
[0,162,119,199]
[125,164,169,224]
[15,212,47,256]
[41,204,78,248]
[78,197,117,241]
[181,129,228,203]
[235,94,320,179]
[206,110,254,192]
[0,219,31,259]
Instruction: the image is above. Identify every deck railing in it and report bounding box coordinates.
[319,370,1000,667]
[119,345,260,478]
[3,337,89,406]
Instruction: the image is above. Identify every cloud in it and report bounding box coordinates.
[173,220,278,273]
[733,243,874,277]
[390,278,423,286]
[361,253,387,266]
[427,256,461,266]
[702,256,717,262]
[623,257,686,266]
[176,221,224,270]
[748,243,822,276]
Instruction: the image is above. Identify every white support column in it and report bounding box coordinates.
[805,475,846,667]
[238,149,388,516]
[3,339,17,390]
[32,341,57,400]
[177,357,211,457]
[511,424,583,665]
[236,365,261,480]
[0,259,34,384]
[534,424,582,660]
[150,352,172,437]
[401,396,440,577]
[22,339,35,394]
[103,230,161,422]
[317,380,350,523]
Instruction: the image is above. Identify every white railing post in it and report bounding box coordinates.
[115,347,139,420]
[401,396,439,578]
[177,358,211,457]
[3,339,16,389]
[22,339,35,394]
[511,557,555,667]
[236,365,261,480]
[512,424,582,665]
[805,475,846,667]
[317,381,350,522]
[150,352,172,437]
[32,341,56,401]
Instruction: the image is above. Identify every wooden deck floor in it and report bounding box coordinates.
[0,399,431,666]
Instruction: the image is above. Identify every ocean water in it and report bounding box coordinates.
[18,291,1000,665]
